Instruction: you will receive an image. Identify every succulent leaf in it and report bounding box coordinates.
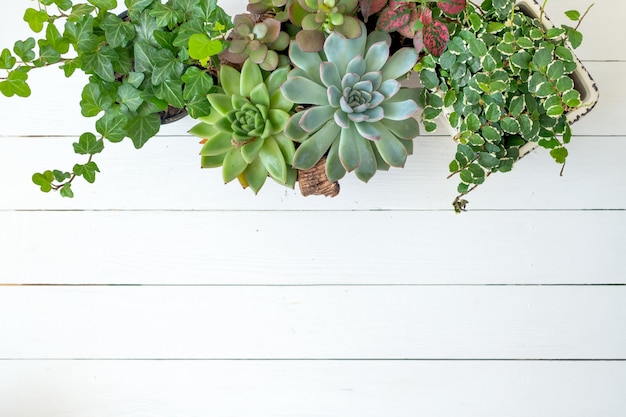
[284,21,420,182]
[190,61,296,192]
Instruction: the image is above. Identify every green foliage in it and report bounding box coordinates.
[2,0,232,197]
[417,0,591,211]
[281,22,420,183]
[189,60,296,193]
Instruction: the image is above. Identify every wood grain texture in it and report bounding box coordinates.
[0,0,625,415]
[1,360,625,417]
[1,210,623,284]
[1,286,625,359]
[1,135,625,210]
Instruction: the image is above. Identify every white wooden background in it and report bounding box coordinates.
[1,0,625,415]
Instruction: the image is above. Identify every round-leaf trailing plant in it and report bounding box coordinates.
[188,59,297,193]
[2,0,598,208]
[1,0,232,197]
[417,0,596,212]
[280,21,420,184]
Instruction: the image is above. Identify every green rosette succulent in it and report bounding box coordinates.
[281,22,420,183]
[189,60,296,193]
[290,0,362,52]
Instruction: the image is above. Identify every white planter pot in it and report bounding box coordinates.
[515,0,599,157]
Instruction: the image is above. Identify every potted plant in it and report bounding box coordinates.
[2,0,599,208]
[0,0,232,196]
[416,0,598,211]
[187,0,471,195]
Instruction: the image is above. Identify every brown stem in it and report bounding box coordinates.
[574,3,594,31]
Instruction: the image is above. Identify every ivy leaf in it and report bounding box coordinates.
[64,16,99,51]
[101,14,136,48]
[151,50,184,85]
[87,0,117,10]
[127,72,145,88]
[52,170,72,182]
[23,8,49,33]
[117,83,144,112]
[185,94,212,119]
[124,0,154,14]
[32,171,55,193]
[80,82,114,117]
[149,2,184,28]
[73,161,100,183]
[73,132,105,155]
[126,113,161,149]
[13,38,36,62]
[96,112,129,142]
[82,46,117,82]
[133,40,157,73]
[154,79,185,109]
[61,58,80,77]
[35,43,62,66]
[54,0,73,11]
[181,66,214,100]
[134,10,159,44]
[45,22,70,54]
[69,4,96,22]
[188,33,223,66]
[0,68,31,98]
[0,49,16,70]
[60,183,74,198]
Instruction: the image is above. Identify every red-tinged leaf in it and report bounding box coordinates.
[438,0,466,15]
[376,4,411,32]
[418,7,433,26]
[389,0,409,10]
[360,0,388,22]
[413,30,425,54]
[423,20,449,56]
[398,8,418,37]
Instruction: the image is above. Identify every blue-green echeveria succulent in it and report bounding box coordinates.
[189,60,296,193]
[281,22,421,183]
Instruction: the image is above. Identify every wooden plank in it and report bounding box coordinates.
[1,135,625,210]
[0,286,624,358]
[0,360,624,417]
[0,211,623,284]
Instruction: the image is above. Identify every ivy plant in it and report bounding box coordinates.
[0,0,232,196]
[416,0,594,211]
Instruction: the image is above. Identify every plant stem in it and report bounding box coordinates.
[574,3,594,31]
